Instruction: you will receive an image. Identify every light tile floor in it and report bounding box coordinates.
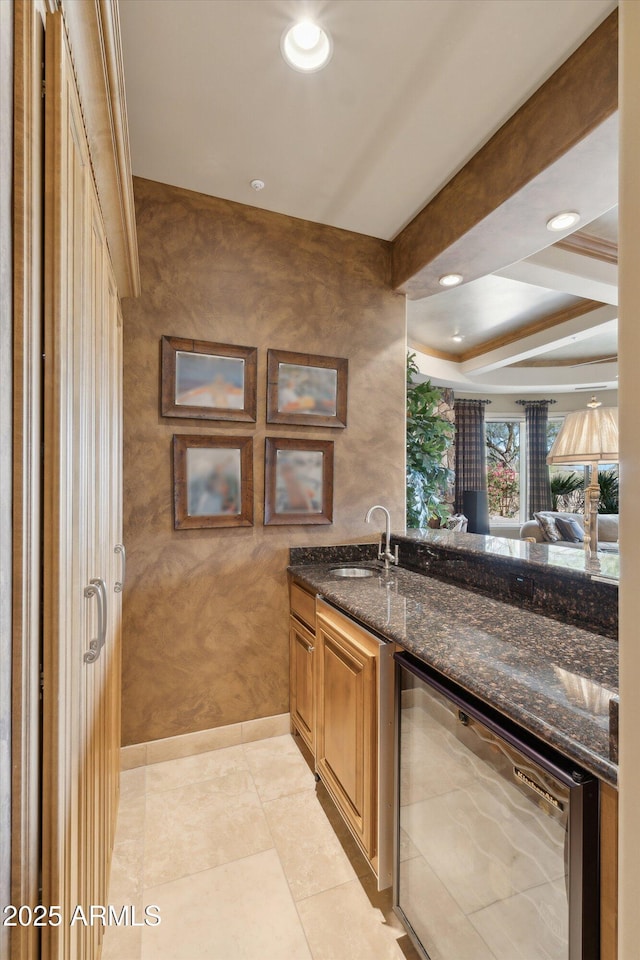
[102,734,421,960]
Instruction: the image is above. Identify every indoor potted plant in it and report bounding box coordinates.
[406,353,454,528]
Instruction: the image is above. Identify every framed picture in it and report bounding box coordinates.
[264,438,334,525]
[173,435,253,529]
[161,336,257,422]
[266,349,347,428]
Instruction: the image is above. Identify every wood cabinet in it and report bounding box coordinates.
[12,3,138,957]
[41,13,125,958]
[316,601,378,859]
[315,599,394,886]
[289,580,316,754]
[288,581,392,888]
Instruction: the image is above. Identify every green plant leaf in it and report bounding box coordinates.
[597,467,619,514]
[549,471,584,511]
[406,353,454,528]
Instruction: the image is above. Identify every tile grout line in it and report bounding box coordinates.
[249,738,318,960]
[141,745,252,798]
[104,767,147,960]
[254,736,396,958]
[140,848,279,893]
[137,740,283,896]
[115,732,369,960]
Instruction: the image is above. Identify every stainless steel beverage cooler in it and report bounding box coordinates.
[394,651,599,960]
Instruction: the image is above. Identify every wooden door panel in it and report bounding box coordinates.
[42,12,122,959]
[315,610,378,858]
[43,16,91,956]
[290,618,315,752]
[322,637,363,807]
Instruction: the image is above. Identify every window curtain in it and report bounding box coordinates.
[453,399,489,513]
[518,400,554,518]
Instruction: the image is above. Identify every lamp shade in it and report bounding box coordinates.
[547,406,618,465]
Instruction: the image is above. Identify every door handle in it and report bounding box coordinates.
[114,543,126,593]
[83,577,107,663]
[96,577,107,650]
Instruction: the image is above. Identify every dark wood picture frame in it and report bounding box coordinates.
[161,336,257,422]
[173,434,253,529]
[266,349,348,428]
[264,437,334,525]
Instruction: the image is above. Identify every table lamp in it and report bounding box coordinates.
[546,397,618,568]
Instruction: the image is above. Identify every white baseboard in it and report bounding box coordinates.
[120,713,291,770]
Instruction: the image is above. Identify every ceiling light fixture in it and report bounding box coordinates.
[439,273,463,287]
[452,334,464,343]
[546,211,581,232]
[281,19,333,73]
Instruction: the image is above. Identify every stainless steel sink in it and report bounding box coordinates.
[330,566,376,578]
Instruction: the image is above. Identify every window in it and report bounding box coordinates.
[549,459,619,514]
[485,420,522,522]
[485,417,566,523]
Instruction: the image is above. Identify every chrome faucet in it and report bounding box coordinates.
[365,504,399,570]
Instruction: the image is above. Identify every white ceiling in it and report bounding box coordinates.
[584,207,619,244]
[119,0,616,240]
[409,275,579,355]
[118,0,619,394]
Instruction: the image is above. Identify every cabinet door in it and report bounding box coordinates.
[290,617,315,753]
[42,12,122,958]
[316,607,378,859]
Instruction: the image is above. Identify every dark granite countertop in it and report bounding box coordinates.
[394,528,620,582]
[288,557,618,786]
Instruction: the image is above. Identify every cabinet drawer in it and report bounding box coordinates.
[290,581,316,632]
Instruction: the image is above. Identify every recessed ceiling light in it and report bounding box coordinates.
[281,19,333,73]
[452,334,464,343]
[546,211,581,232]
[439,273,463,287]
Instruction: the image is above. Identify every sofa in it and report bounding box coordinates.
[520,511,619,553]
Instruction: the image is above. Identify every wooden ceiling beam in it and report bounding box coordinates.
[391,9,618,295]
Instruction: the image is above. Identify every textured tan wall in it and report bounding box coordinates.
[121,178,406,745]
